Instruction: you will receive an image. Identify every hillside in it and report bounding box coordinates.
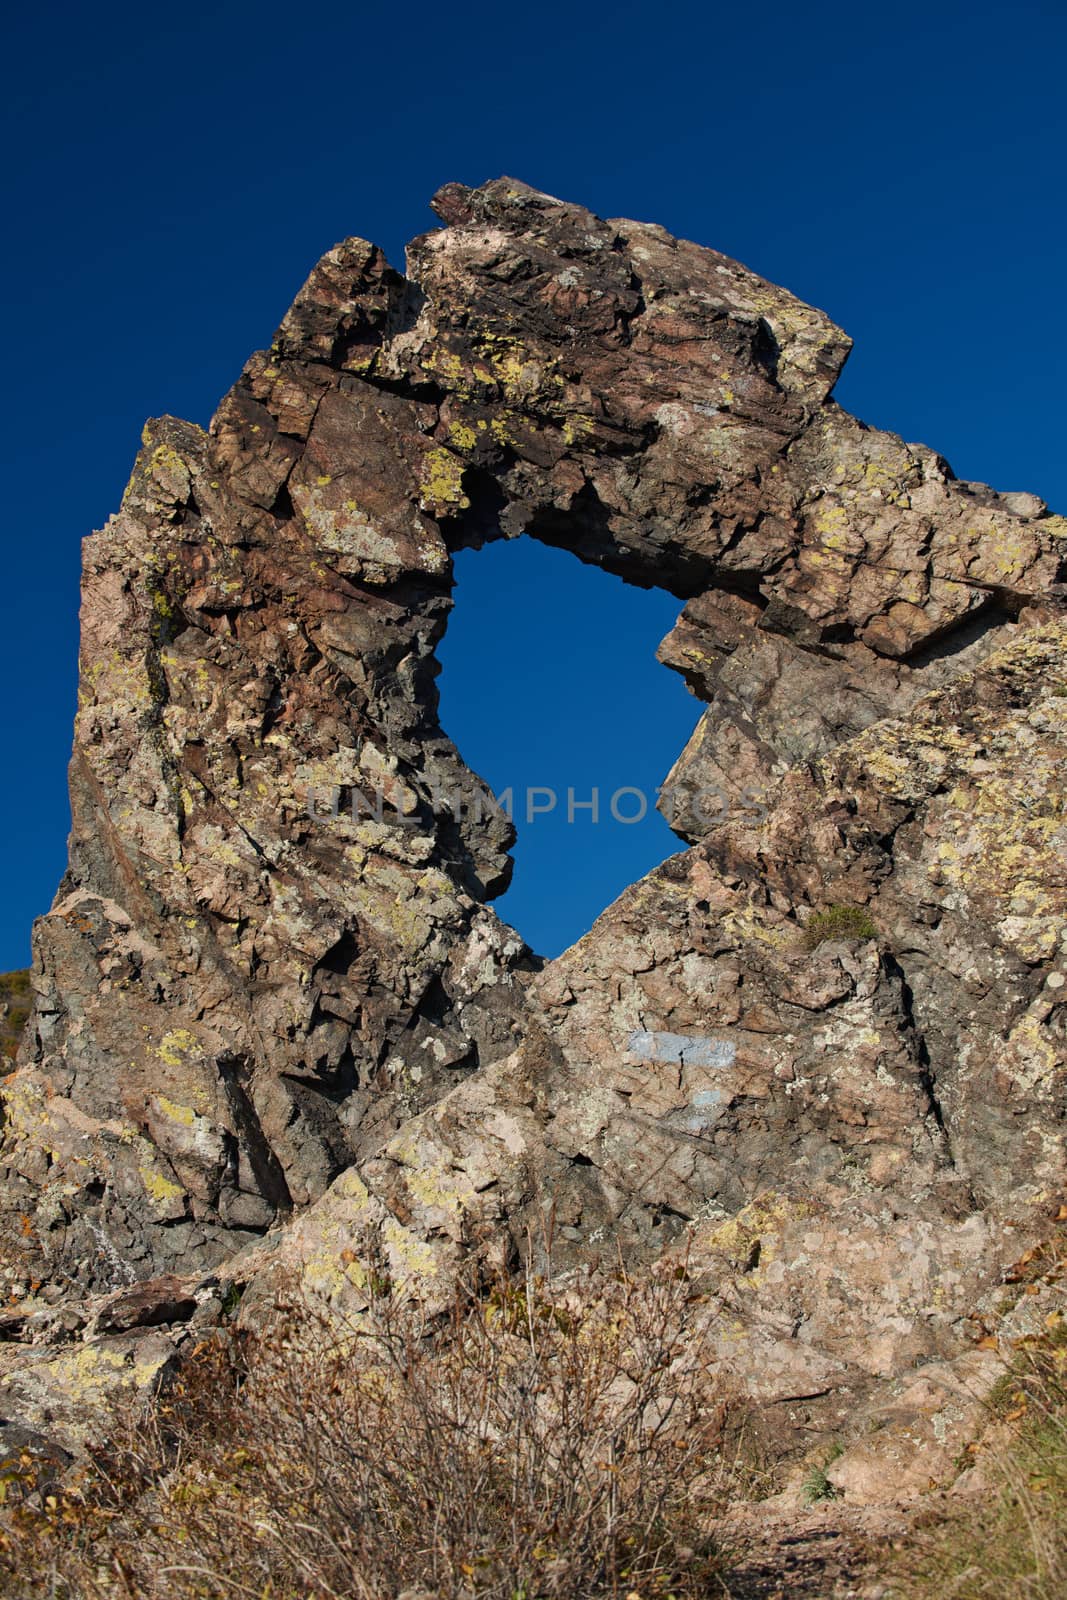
[0,178,1064,1597]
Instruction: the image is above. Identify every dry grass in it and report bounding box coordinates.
[888,1323,1067,1599]
[802,906,877,950]
[0,1264,730,1599]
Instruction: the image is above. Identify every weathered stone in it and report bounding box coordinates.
[822,1350,1004,1505]
[1,179,1065,1496]
[0,1329,180,1453]
[85,1273,201,1337]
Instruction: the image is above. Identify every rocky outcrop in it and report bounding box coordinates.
[1,178,1064,1491]
[235,614,1067,1475]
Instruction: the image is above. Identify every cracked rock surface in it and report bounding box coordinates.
[1,178,1065,1482]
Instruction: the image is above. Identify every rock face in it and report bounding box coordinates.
[1,179,1065,1483]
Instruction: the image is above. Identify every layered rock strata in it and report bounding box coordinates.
[1,180,1065,1482]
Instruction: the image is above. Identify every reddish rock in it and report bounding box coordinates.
[0,178,1064,1492]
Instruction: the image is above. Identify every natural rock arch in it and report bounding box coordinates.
[2,177,1064,1293]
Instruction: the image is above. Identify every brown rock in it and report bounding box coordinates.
[86,1274,201,1337]
[1,178,1065,1497]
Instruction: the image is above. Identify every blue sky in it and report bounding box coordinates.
[438,540,700,955]
[1,0,1065,967]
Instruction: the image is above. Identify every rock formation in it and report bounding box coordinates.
[1,179,1065,1488]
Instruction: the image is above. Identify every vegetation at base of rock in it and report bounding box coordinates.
[0,970,30,1061]
[801,1442,844,1503]
[0,1268,730,1599]
[888,1330,1067,1600]
[802,905,878,950]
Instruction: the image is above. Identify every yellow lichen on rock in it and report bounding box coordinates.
[418,446,470,512]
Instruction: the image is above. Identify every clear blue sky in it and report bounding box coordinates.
[2,0,1065,968]
[438,540,701,955]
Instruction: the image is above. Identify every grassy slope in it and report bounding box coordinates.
[0,970,30,1061]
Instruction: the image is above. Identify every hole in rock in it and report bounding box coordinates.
[437,538,702,959]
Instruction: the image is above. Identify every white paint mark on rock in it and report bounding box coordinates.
[627,1029,736,1068]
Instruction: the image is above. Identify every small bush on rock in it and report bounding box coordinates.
[803,905,877,950]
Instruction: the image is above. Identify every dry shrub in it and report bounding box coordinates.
[0,1264,728,1599]
[0,969,31,1061]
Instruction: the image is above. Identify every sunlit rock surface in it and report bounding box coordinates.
[1,179,1065,1484]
